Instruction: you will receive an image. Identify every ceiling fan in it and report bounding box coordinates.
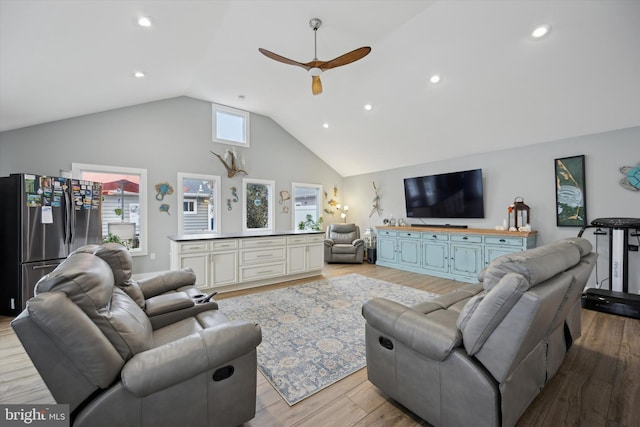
[259,18,371,95]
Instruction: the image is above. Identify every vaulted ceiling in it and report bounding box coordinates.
[1,1,639,176]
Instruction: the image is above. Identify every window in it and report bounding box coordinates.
[243,178,274,232]
[292,183,323,229]
[72,163,148,256]
[177,173,221,234]
[183,199,197,215]
[212,103,250,147]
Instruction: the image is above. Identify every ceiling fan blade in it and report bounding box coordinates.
[258,48,310,70]
[311,75,323,95]
[319,46,371,70]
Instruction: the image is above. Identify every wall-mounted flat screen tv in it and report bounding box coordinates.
[404,168,485,219]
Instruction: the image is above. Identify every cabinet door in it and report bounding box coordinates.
[423,241,449,272]
[377,238,397,264]
[211,250,238,286]
[450,244,483,278]
[398,239,421,268]
[484,246,516,267]
[179,253,209,289]
[307,243,324,271]
[287,245,307,274]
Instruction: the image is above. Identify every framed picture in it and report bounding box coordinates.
[555,155,587,227]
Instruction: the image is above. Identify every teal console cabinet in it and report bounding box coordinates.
[376,229,398,264]
[376,226,537,283]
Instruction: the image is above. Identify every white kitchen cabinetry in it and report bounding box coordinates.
[169,231,324,293]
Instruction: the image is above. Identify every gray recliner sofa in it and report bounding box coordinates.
[73,243,219,329]
[11,246,262,427]
[362,237,597,427]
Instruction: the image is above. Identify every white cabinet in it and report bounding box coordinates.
[210,240,238,287]
[170,231,324,293]
[287,234,324,274]
[173,241,210,289]
[239,237,286,282]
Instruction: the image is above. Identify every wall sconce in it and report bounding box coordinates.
[336,204,349,222]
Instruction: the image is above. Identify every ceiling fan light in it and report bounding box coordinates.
[309,67,322,77]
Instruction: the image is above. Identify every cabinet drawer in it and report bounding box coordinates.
[240,262,286,281]
[240,237,286,248]
[398,231,420,239]
[307,234,325,243]
[378,230,397,237]
[485,236,524,246]
[240,247,286,264]
[451,234,482,244]
[422,232,449,241]
[287,235,307,245]
[179,241,210,253]
[211,240,238,251]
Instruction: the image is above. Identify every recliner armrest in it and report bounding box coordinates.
[352,238,364,247]
[145,292,194,317]
[121,320,262,397]
[324,239,335,247]
[137,268,197,298]
[363,297,461,361]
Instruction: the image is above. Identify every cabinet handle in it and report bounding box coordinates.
[462,236,468,240]
[257,270,272,274]
[499,239,506,243]
[256,254,273,258]
[432,235,437,239]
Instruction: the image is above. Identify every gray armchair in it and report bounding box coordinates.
[324,223,364,263]
[12,248,261,427]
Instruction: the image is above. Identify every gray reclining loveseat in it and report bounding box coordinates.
[73,243,219,329]
[12,245,262,427]
[362,237,597,427]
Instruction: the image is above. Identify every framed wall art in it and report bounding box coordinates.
[555,155,587,227]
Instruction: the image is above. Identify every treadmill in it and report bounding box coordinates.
[579,217,640,319]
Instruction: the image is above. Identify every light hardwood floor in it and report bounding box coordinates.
[1,263,638,426]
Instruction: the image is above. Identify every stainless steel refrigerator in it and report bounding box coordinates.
[0,173,103,315]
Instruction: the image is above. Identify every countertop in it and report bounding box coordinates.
[168,229,325,242]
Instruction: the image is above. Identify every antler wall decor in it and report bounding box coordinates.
[210,148,247,178]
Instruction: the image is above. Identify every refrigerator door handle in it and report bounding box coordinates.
[31,263,62,270]
[63,190,71,244]
[68,191,75,244]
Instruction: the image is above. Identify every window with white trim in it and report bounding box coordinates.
[72,163,148,256]
[212,104,250,147]
[243,178,274,232]
[177,173,221,234]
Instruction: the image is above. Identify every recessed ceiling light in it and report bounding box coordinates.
[430,74,441,84]
[364,104,373,111]
[133,71,145,78]
[138,16,152,27]
[531,24,550,39]
[322,123,329,129]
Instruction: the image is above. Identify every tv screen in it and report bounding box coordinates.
[404,169,485,219]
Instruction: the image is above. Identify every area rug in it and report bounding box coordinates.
[219,273,438,405]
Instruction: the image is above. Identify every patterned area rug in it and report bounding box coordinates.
[219,273,438,405]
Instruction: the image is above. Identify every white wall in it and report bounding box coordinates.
[343,126,640,293]
[0,96,343,273]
